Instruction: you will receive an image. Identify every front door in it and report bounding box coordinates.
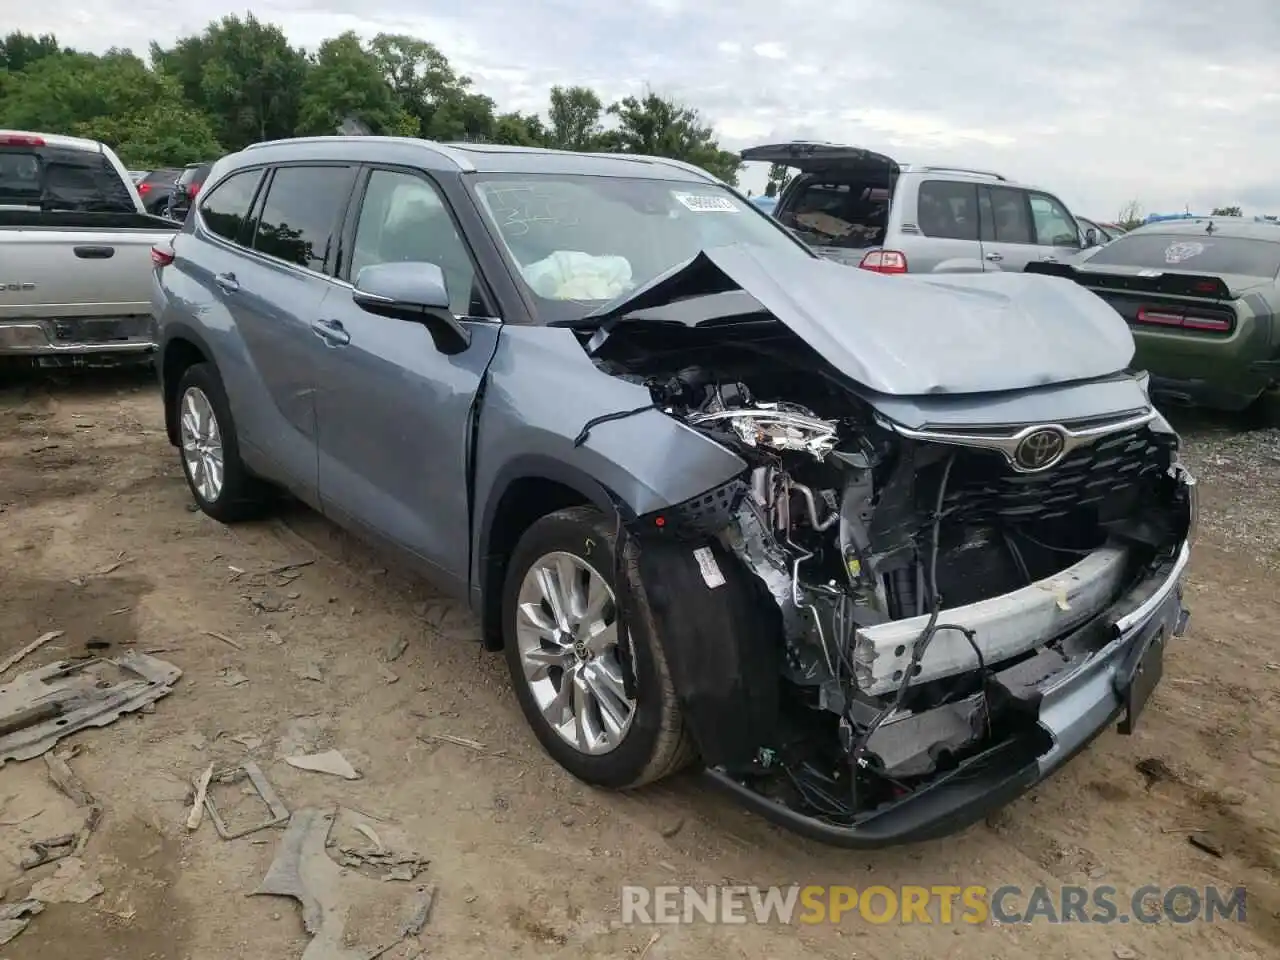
[313,167,502,586]
[1027,190,1087,264]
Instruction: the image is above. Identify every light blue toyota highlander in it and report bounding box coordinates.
[151,136,1196,846]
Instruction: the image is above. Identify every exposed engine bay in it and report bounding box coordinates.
[586,318,1193,830]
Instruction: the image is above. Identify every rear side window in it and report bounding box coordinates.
[1084,233,1280,279]
[778,177,891,248]
[982,186,1035,244]
[199,169,265,245]
[0,145,135,213]
[252,165,356,271]
[916,180,979,241]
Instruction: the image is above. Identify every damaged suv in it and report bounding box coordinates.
[152,137,1196,845]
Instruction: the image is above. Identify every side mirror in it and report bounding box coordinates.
[351,261,471,355]
[1083,227,1098,247]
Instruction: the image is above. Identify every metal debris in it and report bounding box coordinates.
[187,763,215,831]
[399,885,435,936]
[222,669,250,687]
[0,652,182,766]
[0,900,44,946]
[20,750,104,868]
[382,636,409,663]
[0,630,65,678]
[251,807,365,960]
[353,823,384,853]
[206,631,244,650]
[1188,832,1224,858]
[204,760,290,840]
[285,750,361,780]
[29,856,104,903]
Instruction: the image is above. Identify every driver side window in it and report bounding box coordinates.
[349,169,483,317]
[1029,192,1080,247]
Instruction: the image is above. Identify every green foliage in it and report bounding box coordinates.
[0,25,742,184]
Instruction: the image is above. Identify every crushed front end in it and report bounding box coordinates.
[595,329,1195,845]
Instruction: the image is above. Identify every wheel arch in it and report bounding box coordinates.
[475,456,622,652]
[160,324,215,446]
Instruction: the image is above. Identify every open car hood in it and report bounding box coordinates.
[740,141,901,178]
[590,246,1136,397]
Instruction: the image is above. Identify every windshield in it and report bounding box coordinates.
[0,145,135,213]
[1083,232,1280,280]
[469,174,811,323]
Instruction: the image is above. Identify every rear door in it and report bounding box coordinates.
[977,185,1041,271]
[905,179,985,272]
[199,162,357,504]
[312,165,502,581]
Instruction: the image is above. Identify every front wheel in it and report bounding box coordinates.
[501,506,695,789]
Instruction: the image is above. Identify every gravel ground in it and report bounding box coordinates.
[0,368,1277,960]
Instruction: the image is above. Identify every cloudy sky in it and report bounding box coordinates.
[13,0,1280,217]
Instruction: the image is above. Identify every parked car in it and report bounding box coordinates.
[164,161,214,220]
[153,136,1195,846]
[133,167,183,216]
[1028,216,1280,417]
[742,141,1088,274]
[1076,216,1122,245]
[128,169,149,184]
[0,130,179,362]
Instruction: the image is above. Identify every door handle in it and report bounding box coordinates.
[311,318,350,347]
[73,245,115,259]
[215,272,240,293]
[984,252,1004,262]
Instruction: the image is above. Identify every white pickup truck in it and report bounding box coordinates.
[0,130,179,362]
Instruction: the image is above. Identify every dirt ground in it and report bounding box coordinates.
[0,367,1277,960]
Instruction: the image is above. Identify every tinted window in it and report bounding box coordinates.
[0,145,135,213]
[1029,192,1079,246]
[984,187,1034,244]
[778,177,891,248]
[253,166,354,271]
[177,164,210,188]
[199,169,264,244]
[349,169,482,317]
[916,180,979,241]
[1084,233,1280,279]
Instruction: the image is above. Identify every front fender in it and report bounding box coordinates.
[470,325,748,594]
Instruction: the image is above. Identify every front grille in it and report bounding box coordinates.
[936,426,1176,524]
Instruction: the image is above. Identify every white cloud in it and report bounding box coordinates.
[8,0,1280,214]
[751,41,787,60]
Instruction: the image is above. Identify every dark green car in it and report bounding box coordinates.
[1027,218,1280,415]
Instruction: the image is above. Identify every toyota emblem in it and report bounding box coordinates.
[1013,428,1067,471]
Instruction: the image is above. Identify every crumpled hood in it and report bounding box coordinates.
[593,246,1136,396]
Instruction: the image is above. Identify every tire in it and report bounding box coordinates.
[173,362,269,522]
[502,506,696,789]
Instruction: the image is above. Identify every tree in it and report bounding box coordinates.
[0,49,220,165]
[765,163,791,197]
[547,86,602,151]
[1211,205,1242,217]
[296,32,417,137]
[493,111,548,147]
[0,31,63,73]
[601,91,742,185]
[1116,199,1145,231]
[152,15,308,150]
[366,34,495,141]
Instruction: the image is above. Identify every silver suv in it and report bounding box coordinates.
[744,141,1099,274]
[152,136,1194,847]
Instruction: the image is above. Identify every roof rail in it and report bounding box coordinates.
[911,164,1008,181]
[239,135,476,172]
[618,154,723,184]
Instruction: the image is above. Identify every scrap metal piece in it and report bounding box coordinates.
[204,760,290,840]
[0,652,182,766]
[251,807,364,960]
[45,751,101,855]
[0,899,44,946]
[0,630,65,678]
[187,763,214,831]
[20,834,75,870]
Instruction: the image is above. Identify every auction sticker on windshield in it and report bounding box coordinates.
[673,192,739,213]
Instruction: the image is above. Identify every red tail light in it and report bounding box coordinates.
[1135,307,1232,333]
[187,182,201,197]
[151,243,175,267]
[138,182,151,194]
[0,134,45,146]
[859,250,908,275]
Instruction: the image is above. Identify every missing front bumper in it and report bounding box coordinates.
[705,541,1191,847]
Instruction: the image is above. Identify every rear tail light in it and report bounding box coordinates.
[151,243,175,267]
[138,183,151,194]
[0,134,45,146]
[858,250,908,275]
[1135,307,1232,333]
[187,182,201,197]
